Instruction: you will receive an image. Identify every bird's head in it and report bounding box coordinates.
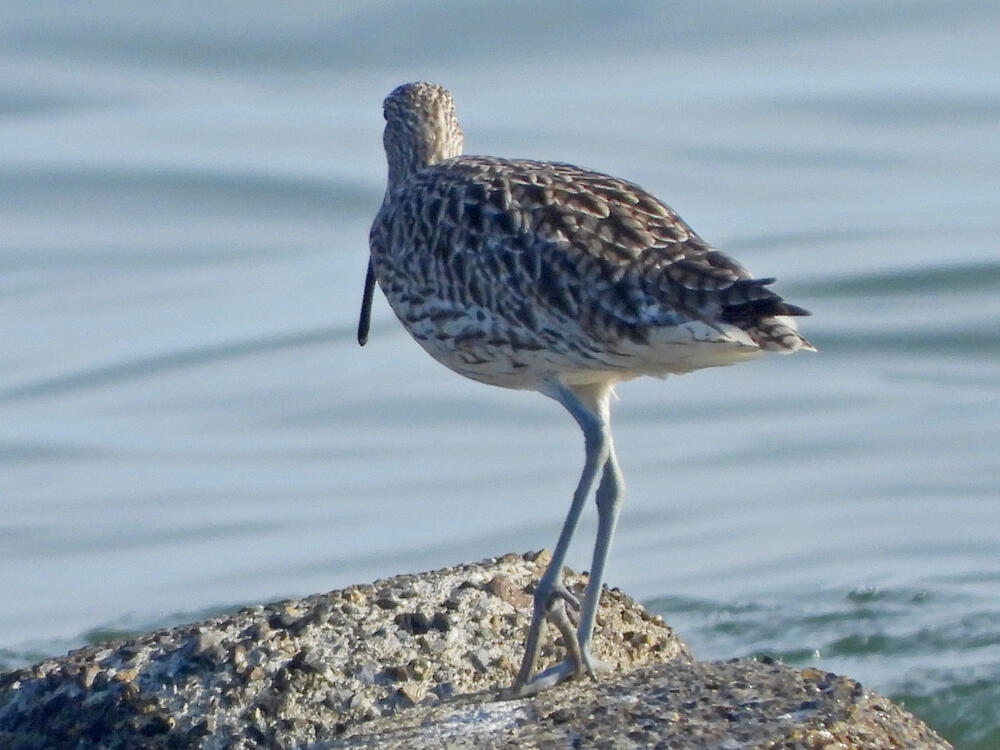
[382,82,464,190]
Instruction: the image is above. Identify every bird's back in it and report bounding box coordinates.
[371,155,811,389]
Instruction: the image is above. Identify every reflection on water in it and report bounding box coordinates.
[1,2,998,746]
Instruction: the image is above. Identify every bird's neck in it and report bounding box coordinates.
[386,126,463,191]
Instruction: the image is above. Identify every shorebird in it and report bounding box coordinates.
[359,82,813,695]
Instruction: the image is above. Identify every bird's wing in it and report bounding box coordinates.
[372,157,807,343]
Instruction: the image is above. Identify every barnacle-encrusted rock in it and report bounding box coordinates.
[0,553,948,749]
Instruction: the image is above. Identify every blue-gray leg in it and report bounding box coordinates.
[512,380,620,695]
[576,441,624,661]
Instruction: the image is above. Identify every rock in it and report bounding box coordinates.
[331,661,951,750]
[0,552,948,749]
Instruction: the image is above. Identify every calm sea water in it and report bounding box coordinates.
[2,2,998,746]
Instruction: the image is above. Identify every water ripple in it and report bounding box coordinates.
[796,261,1000,298]
[0,326,351,403]
[0,166,378,218]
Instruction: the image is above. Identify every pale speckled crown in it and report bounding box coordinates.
[382,82,465,190]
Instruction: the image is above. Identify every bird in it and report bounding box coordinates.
[358,82,814,696]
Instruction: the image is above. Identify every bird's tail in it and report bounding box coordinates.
[745,315,816,353]
[720,280,816,353]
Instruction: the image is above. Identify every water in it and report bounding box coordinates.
[2,2,998,746]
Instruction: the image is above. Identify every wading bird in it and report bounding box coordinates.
[359,82,813,695]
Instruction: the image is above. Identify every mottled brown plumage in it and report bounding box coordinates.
[364,85,811,389]
[359,82,813,695]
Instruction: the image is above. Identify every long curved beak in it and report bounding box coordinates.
[357,259,376,346]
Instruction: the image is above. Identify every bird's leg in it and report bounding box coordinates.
[511,381,612,696]
[575,439,624,673]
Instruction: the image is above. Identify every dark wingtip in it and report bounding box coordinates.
[780,303,811,317]
[721,278,812,323]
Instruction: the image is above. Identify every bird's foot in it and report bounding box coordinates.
[511,652,611,697]
[509,579,607,697]
[538,578,581,613]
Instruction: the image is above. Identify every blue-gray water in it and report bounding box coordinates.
[2,2,998,746]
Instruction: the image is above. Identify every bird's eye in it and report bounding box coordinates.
[383,109,388,121]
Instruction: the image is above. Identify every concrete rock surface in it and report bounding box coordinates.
[0,552,949,749]
[329,661,950,750]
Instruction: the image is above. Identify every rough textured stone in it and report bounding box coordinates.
[329,661,951,749]
[0,552,948,749]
